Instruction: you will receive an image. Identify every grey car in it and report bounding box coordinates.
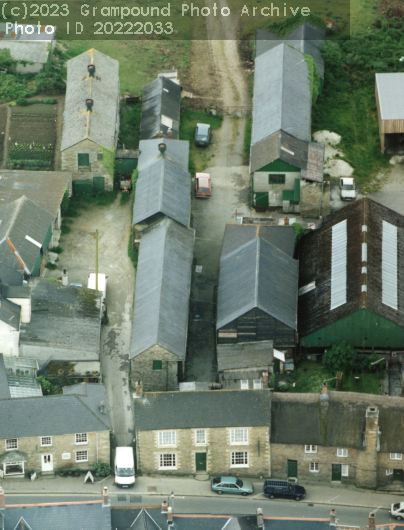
[211,476,254,496]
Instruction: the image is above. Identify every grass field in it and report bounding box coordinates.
[120,101,142,149]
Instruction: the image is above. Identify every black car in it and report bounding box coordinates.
[263,479,306,501]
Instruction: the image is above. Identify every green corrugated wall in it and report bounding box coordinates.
[32,224,53,277]
[257,159,300,173]
[301,308,404,349]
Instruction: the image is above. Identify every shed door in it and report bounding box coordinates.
[93,176,105,192]
[73,180,92,195]
[195,453,206,471]
[332,464,342,482]
[287,460,297,478]
[254,192,269,208]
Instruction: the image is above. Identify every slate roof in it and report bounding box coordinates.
[217,341,273,371]
[256,22,325,78]
[138,139,189,173]
[298,198,404,338]
[217,236,298,331]
[0,196,53,275]
[0,171,72,221]
[63,383,110,428]
[132,157,191,227]
[140,77,181,140]
[376,72,404,121]
[19,278,101,354]
[0,262,23,286]
[5,503,111,530]
[0,394,109,439]
[61,48,119,151]
[0,293,20,330]
[130,218,194,360]
[221,224,295,258]
[134,390,271,431]
[0,355,11,399]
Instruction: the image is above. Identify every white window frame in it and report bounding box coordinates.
[5,439,18,451]
[341,465,349,477]
[75,450,88,462]
[390,453,402,460]
[386,468,394,475]
[230,428,248,445]
[40,436,52,447]
[309,462,319,473]
[253,379,262,389]
[195,429,206,446]
[240,380,249,390]
[159,453,177,469]
[305,445,317,454]
[75,433,88,445]
[337,448,348,457]
[158,431,176,447]
[230,451,249,468]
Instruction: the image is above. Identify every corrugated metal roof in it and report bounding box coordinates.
[138,139,189,173]
[61,49,120,151]
[130,218,195,359]
[251,43,311,147]
[140,77,181,140]
[376,73,404,121]
[132,157,191,227]
[330,219,347,310]
[221,224,295,258]
[217,236,298,330]
[301,142,325,182]
[382,220,398,310]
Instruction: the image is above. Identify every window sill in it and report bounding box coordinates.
[195,444,207,447]
[75,443,88,446]
[159,467,177,471]
[229,443,249,446]
[230,465,249,468]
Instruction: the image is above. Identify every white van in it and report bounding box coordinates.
[87,273,107,304]
[391,502,404,520]
[115,447,135,488]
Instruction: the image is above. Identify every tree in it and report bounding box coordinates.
[323,341,357,374]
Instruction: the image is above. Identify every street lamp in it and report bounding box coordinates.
[171,491,174,512]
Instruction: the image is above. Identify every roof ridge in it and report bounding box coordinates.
[254,238,260,307]
[155,219,171,349]
[362,197,368,309]
[74,394,110,430]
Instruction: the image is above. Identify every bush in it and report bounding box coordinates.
[50,246,64,254]
[323,341,357,374]
[16,97,29,106]
[61,224,71,234]
[46,262,57,270]
[44,98,57,104]
[120,192,131,206]
[293,222,309,244]
[94,462,111,477]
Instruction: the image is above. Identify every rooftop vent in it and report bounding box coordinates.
[86,99,93,111]
[88,64,95,77]
[158,142,167,154]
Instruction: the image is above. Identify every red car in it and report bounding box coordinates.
[195,173,211,198]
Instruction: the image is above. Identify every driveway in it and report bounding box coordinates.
[47,193,135,446]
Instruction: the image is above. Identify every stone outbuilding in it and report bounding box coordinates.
[61,49,120,192]
[375,72,404,154]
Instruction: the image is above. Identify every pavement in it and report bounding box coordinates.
[1,474,403,510]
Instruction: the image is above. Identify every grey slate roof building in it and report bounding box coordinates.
[132,157,191,228]
[0,171,72,223]
[61,48,120,151]
[19,278,102,365]
[0,296,20,330]
[256,22,325,78]
[298,198,404,348]
[140,77,181,140]
[130,218,195,360]
[63,383,110,428]
[0,394,109,439]
[138,139,189,173]
[134,390,271,431]
[0,262,23,287]
[0,196,53,275]
[221,224,295,258]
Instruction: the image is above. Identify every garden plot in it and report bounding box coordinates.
[7,104,57,171]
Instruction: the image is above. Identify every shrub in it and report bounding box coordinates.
[323,341,358,374]
[94,462,111,477]
[61,224,71,234]
[50,246,64,254]
[46,262,57,270]
[16,97,29,106]
[44,98,57,104]
[293,222,310,244]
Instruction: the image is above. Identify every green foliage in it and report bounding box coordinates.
[37,376,61,395]
[120,192,131,206]
[119,101,142,149]
[323,341,358,374]
[16,97,29,106]
[61,224,71,234]
[244,116,252,160]
[50,246,64,254]
[101,147,117,179]
[63,206,79,218]
[43,98,57,104]
[0,49,16,71]
[94,461,111,477]
[128,230,139,270]
[303,53,320,104]
[293,222,309,244]
[78,191,118,206]
[61,188,70,214]
[59,467,67,475]
[46,262,57,270]
[267,13,325,36]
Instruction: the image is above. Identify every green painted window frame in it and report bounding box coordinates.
[268,174,285,184]
[153,360,163,371]
[78,153,90,167]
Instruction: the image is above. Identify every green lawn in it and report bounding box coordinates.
[179,107,223,174]
[283,360,384,395]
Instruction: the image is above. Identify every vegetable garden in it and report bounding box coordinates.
[7,104,57,170]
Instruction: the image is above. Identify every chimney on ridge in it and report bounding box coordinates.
[158,142,167,155]
[368,512,376,530]
[62,269,68,286]
[320,382,329,402]
[167,506,173,526]
[86,98,93,111]
[329,509,336,526]
[256,508,264,529]
[88,64,95,77]
[262,371,269,388]
[102,486,109,506]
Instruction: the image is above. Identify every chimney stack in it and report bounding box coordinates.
[86,98,94,111]
[102,486,109,506]
[135,381,143,397]
[320,382,329,402]
[0,487,4,510]
[62,269,68,286]
[158,142,167,154]
[88,64,95,77]
[167,128,173,139]
[167,506,173,526]
[368,512,376,530]
[161,501,168,513]
[256,508,264,529]
[262,371,269,388]
[329,509,336,526]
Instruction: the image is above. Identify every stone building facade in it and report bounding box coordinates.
[131,347,181,392]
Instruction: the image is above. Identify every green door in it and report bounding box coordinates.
[254,192,269,208]
[393,469,403,481]
[287,460,297,478]
[332,464,342,482]
[93,176,105,192]
[274,358,280,374]
[195,453,206,471]
[73,180,92,195]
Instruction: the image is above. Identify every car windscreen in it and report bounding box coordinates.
[394,503,401,510]
[117,468,134,476]
[236,479,243,487]
[197,136,208,141]
[342,184,354,190]
[198,188,210,193]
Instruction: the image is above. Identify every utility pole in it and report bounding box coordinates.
[95,229,98,293]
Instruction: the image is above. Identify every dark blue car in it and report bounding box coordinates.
[195,123,211,146]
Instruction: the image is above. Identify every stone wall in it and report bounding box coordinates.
[61,139,113,190]
[137,426,270,477]
[131,346,180,391]
[1,430,110,474]
[253,171,300,208]
[356,407,378,489]
[0,320,19,357]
